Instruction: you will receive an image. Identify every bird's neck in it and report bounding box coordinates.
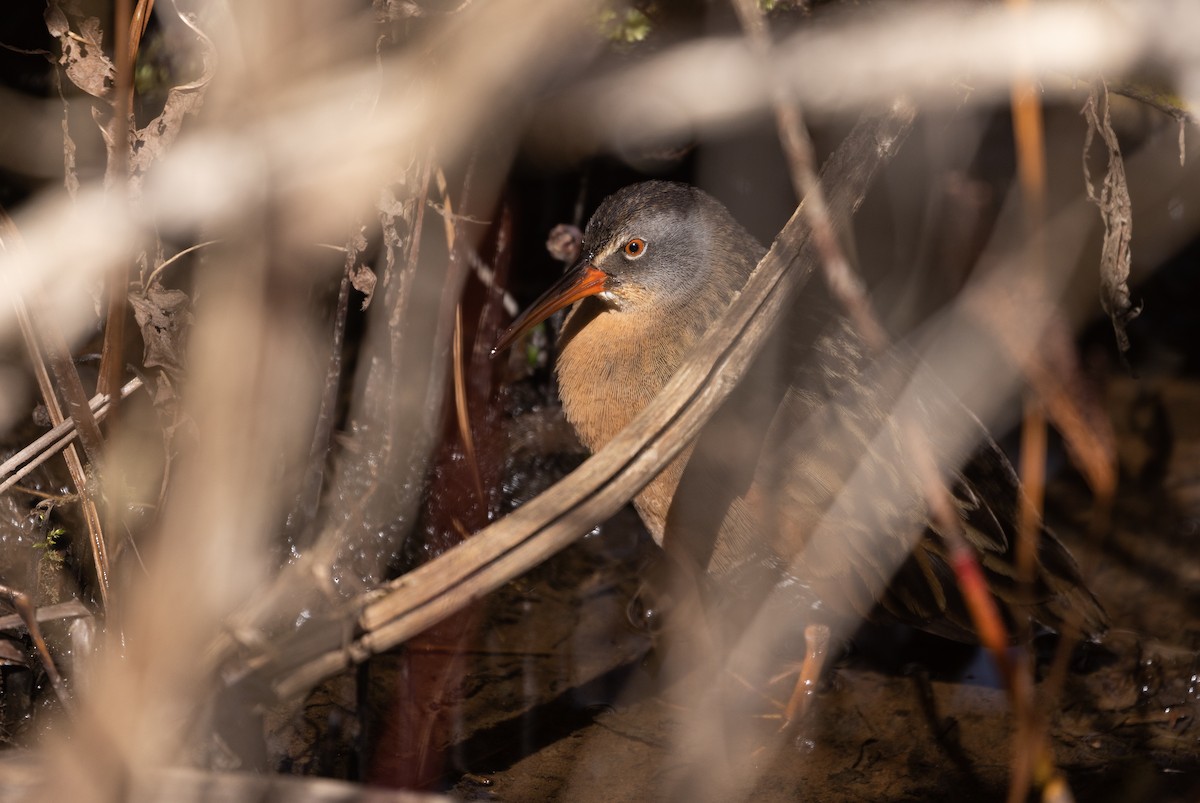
[555,308,685,452]
[554,267,746,453]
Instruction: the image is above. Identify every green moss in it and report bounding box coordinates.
[33,527,67,553]
[599,7,653,44]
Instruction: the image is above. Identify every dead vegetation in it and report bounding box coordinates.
[0,0,1197,801]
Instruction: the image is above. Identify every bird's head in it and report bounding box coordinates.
[493,181,761,355]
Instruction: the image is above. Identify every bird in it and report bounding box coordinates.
[493,180,1105,710]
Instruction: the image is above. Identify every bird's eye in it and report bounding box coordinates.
[623,238,647,259]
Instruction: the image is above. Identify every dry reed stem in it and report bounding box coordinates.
[1006,3,1054,794]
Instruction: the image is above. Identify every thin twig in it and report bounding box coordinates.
[128,0,155,68]
[37,311,107,469]
[1006,1,1051,794]
[436,166,486,511]
[0,599,92,632]
[0,585,74,715]
[98,0,135,401]
[453,303,486,508]
[0,377,143,495]
[144,240,221,289]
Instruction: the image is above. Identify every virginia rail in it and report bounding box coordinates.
[495,181,1105,674]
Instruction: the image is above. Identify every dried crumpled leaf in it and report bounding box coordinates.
[377,182,413,307]
[345,225,376,308]
[1082,81,1142,361]
[129,3,217,190]
[44,5,114,100]
[129,285,192,378]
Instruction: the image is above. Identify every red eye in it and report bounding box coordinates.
[623,238,647,258]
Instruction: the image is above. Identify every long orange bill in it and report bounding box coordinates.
[491,263,609,356]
